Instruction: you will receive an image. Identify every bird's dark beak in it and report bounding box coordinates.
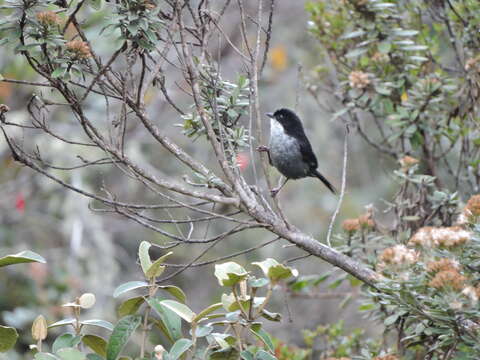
[266,112,274,119]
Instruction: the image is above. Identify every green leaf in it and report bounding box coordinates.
[82,335,107,357]
[86,355,103,360]
[88,0,102,10]
[35,353,59,360]
[345,47,368,58]
[52,334,81,353]
[214,262,248,286]
[194,324,213,337]
[0,250,46,267]
[51,67,67,79]
[48,319,75,329]
[240,350,255,360]
[401,45,428,51]
[341,29,365,39]
[193,302,222,322]
[158,300,195,323]
[148,298,182,341]
[159,285,186,303]
[248,277,269,288]
[117,296,145,317]
[260,309,282,322]
[253,258,298,283]
[255,350,277,360]
[57,348,86,360]
[145,251,173,279]
[392,29,419,37]
[168,338,192,360]
[113,281,149,298]
[138,241,152,276]
[384,313,399,326]
[378,41,391,53]
[249,324,274,353]
[81,319,113,332]
[106,315,142,360]
[0,325,18,352]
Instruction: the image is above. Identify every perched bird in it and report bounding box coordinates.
[258,108,336,196]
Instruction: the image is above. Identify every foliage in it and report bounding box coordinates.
[0,249,44,353]
[304,0,480,358]
[9,242,298,359]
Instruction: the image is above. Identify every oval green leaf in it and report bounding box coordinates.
[214,262,248,286]
[168,338,193,360]
[0,250,46,267]
[0,325,18,352]
[117,296,145,317]
[106,315,142,360]
[159,285,186,303]
[57,348,86,360]
[159,300,195,323]
[138,241,152,276]
[113,281,149,298]
[80,319,114,332]
[82,334,107,357]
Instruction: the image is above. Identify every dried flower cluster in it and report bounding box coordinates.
[399,155,419,171]
[457,194,480,224]
[36,11,61,26]
[461,286,479,305]
[342,218,360,233]
[371,52,389,63]
[465,56,480,72]
[378,245,418,269]
[428,268,466,291]
[342,210,374,233]
[426,258,460,273]
[408,226,471,248]
[348,70,370,89]
[66,39,92,59]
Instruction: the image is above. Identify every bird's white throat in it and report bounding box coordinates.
[270,118,285,138]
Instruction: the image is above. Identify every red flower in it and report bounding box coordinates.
[236,152,249,171]
[15,193,25,213]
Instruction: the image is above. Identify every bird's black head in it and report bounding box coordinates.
[266,108,303,131]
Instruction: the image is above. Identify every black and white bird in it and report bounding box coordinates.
[258,108,336,196]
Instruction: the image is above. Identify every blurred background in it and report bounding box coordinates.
[0,1,395,358]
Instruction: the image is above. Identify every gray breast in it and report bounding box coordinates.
[269,120,309,179]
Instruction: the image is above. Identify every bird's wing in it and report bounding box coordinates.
[298,135,318,171]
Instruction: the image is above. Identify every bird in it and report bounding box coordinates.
[257,108,336,196]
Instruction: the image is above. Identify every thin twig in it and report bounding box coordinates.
[326,127,349,247]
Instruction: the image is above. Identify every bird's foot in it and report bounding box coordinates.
[256,145,269,152]
[270,187,280,197]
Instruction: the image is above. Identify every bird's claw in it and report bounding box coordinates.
[270,187,280,197]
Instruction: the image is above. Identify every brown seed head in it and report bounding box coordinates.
[342,218,360,233]
[379,245,418,266]
[399,155,419,170]
[348,70,370,89]
[428,269,466,291]
[426,258,460,273]
[66,39,91,59]
[36,11,61,26]
[409,226,471,248]
[465,194,480,217]
[358,213,375,229]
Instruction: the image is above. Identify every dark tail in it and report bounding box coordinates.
[313,170,337,194]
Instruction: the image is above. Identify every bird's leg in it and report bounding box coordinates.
[256,145,272,165]
[271,176,289,197]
